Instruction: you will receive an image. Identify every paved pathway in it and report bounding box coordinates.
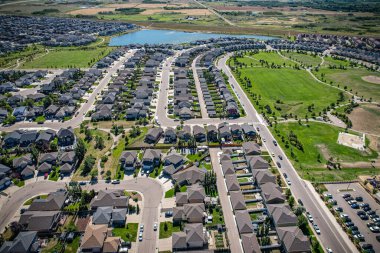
[192,54,209,118]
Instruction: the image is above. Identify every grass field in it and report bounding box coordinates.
[20,47,113,69]
[281,51,322,67]
[272,122,378,181]
[314,68,380,102]
[232,60,345,117]
[348,104,380,136]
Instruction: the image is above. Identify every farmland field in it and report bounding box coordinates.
[271,122,378,181]
[230,54,346,118]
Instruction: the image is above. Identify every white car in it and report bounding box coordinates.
[140,224,144,232]
[287,179,292,186]
[271,153,275,157]
[313,224,321,234]
[326,248,333,253]
[139,232,143,241]
[263,138,266,142]
[154,223,158,231]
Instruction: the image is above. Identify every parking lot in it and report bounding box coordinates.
[325,183,380,252]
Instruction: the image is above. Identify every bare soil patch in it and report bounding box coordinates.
[362,75,380,84]
[349,104,380,136]
[68,8,115,15]
[142,8,211,15]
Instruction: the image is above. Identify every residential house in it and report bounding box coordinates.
[243,142,261,156]
[172,223,207,251]
[193,125,206,142]
[0,231,38,253]
[57,127,75,147]
[90,190,129,209]
[120,151,138,171]
[142,149,161,171]
[145,127,163,144]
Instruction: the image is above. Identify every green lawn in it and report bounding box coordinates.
[149,164,163,178]
[165,185,187,198]
[113,223,138,242]
[234,66,345,117]
[281,51,322,67]
[247,51,292,66]
[21,47,113,69]
[159,222,181,239]
[208,208,225,226]
[314,68,380,102]
[272,122,378,181]
[186,153,202,163]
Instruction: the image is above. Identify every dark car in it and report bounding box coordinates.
[376,235,380,242]
[283,173,288,178]
[165,211,173,217]
[351,203,359,209]
[361,244,373,250]
[355,196,363,202]
[367,210,376,215]
[358,211,366,216]
[351,226,359,231]
[345,222,354,227]
[298,199,303,206]
[360,215,369,220]
[363,206,372,212]
[276,162,281,168]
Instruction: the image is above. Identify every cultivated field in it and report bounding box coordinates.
[272,122,379,181]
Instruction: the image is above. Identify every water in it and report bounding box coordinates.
[109,29,277,46]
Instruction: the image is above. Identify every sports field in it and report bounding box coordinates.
[234,63,344,117]
[272,122,378,181]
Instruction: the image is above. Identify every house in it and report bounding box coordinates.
[59,151,76,165]
[247,156,269,170]
[164,127,177,143]
[207,125,218,142]
[60,163,73,175]
[90,190,129,209]
[235,210,254,234]
[21,165,35,179]
[36,129,56,148]
[179,107,193,119]
[252,170,276,186]
[0,164,11,174]
[19,211,61,233]
[120,151,138,171]
[241,233,261,253]
[57,127,75,147]
[80,223,108,252]
[219,125,231,142]
[267,204,297,227]
[0,176,11,190]
[0,231,38,253]
[164,153,184,168]
[193,125,206,142]
[92,206,112,225]
[142,149,161,171]
[221,159,235,175]
[4,131,21,148]
[19,131,38,148]
[172,223,207,251]
[13,154,33,171]
[172,166,206,185]
[243,142,261,156]
[241,124,256,140]
[38,152,58,165]
[261,182,286,204]
[230,124,243,140]
[28,191,67,211]
[37,162,52,174]
[178,125,192,141]
[175,183,206,206]
[145,127,163,144]
[230,191,247,211]
[225,174,241,192]
[276,226,311,253]
[173,203,205,223]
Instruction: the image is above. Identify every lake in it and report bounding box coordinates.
[109,29,277,46]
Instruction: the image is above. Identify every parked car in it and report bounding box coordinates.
[140,224,144,232]
[326,248,333,253]
[139,232,143,241]
[287,179,292,185]
[335,207,343,212]
[298,199,304,206]
[351,203,359,209]
[360,215,369,220]
[354,234,365,241]
[278,155,283,160]
[283,173,288,178]
[165,211,173,217]
[313,224,320,234]
[369,226,380,233]
[355,196,363,202]
[273,140,277,146]
[111,180,120,184]
[154,223,158,231]
[307,213,314,223]
[276,161,281,168]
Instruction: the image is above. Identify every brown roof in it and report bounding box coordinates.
[235,210,253,234]
[81,223,107,250]
[241,233,261,253]
[276,226,311,253]
[230,191,247,210]
[103,237,120,253]
[225,174,241,192]
[90,190,129,209]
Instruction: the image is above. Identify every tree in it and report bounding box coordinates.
[164,222,168,232]
[297,215,308,232]
[288,196,295,208]
[136,204,140,215]
[75,138,87,162]
[82,155,95,175]
[95,136,105,150]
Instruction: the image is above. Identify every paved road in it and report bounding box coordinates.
[210,148,243,253]
[192,54,209,119]
[217,54,358,252]
[0,177,163,253]
[0,50,136,132]
[193,0,235,26]
[156,52,261,127]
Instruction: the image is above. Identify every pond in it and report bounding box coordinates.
[109,29,277,46]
